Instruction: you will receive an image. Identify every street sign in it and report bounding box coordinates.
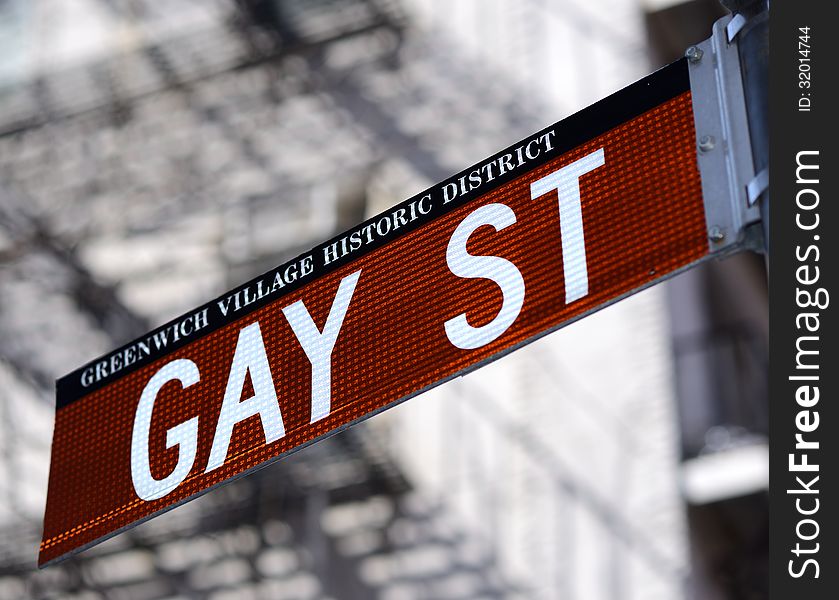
[42,58,718,566]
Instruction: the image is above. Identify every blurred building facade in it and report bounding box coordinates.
[0,1,766,599]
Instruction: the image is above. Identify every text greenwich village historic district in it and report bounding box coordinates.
[77,129,560,391]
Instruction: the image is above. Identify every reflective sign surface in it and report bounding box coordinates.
[42,60,708,566]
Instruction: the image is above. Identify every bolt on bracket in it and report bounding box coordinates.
[687,15,761,256]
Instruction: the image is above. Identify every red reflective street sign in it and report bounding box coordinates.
[41,59,711,566]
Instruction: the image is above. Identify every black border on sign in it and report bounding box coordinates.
[55,58,690,408]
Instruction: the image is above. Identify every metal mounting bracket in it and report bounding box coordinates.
[726,13,747,42]
[686,15,760,255]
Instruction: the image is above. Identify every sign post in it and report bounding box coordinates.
[40,52,758,567]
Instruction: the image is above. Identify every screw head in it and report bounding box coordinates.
[685,46,704,63]
[698,135,715,152]
[709,226,725,243]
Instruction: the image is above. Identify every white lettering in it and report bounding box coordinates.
[444,203,525,350]
[283,270,361,422]
[530,148,605,303]
[205,323,286,472]
[131,359,200,501]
